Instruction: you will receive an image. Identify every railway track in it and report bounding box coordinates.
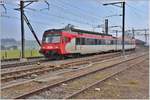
[1,56,44,62]
[1,50,136,69]
[65,57,148,99]
[1,57,46,69]
[29,53,148,99]
[1,52,147,99]
[1,52,120,83]
[68,59,149,99]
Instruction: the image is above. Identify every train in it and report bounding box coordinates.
[39,27,136,58]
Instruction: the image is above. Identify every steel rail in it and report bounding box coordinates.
[65,57,147,99]
[13,53,147,99]
[1,53,123,90]
[1,53,120,83]
[1,56,44,62]
[1,57,46,69]
[1,50,135,69]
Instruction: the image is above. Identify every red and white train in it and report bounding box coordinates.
[40,27,136,58]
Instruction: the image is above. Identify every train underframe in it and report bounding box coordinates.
[40,48,136,60]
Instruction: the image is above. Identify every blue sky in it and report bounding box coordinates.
[0,0,149,41]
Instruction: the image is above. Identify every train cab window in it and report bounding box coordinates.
[42,33,61,43]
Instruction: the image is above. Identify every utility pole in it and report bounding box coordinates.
[132,28,135,39]
[20,1,25,58]
[103,1,126,56]
[105,19,108,34]
[122,1,125,56]
[0,2,7,14]
[144,29,147,45]
[15,0,49,59]
[132,28,135,46]
[115,30,118,50]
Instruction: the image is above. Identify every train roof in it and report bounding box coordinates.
[45,28,112,36]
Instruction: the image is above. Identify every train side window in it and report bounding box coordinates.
[110,40,114,44]
[101,39,105,45]
[98,40,101,45]
[125,41,129,45]
[85,38,93,45]
[76,38,80,45]
[114,40,117,44]
[81,38,85,45]
[95,39,98,45]
[117,40,121,45]
[91,39,95,45]
[90,39,94,45]
[85,38,89,45]
[105,40,110,45]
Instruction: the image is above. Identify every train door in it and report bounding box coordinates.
[60,35,66,54]
[75,37,82,52]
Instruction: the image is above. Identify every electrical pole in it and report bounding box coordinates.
[144,29,147,45]
[132,28,135,39]
[15,0,49,59]
[105,19,108,34]
[116,30,118,50]
[20,1,25,58]
[132,28,135,47]
[122,1,125,56]
[103,1,126,56]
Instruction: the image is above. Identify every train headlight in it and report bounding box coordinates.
[48,46,53,49]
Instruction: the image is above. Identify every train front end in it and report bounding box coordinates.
[40,30,63,58]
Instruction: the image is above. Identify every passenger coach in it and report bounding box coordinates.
[40,27,136,58]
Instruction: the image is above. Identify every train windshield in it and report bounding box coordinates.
[43,33,61,43]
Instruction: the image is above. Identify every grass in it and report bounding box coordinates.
[0,49,42,59]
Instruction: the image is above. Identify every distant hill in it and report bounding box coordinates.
[1,38,40,50]
[1,38,17,46]
[24,40,40,49]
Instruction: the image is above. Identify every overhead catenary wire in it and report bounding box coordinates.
[1,8,99,36]
[2,4,93,27]
[25,9,98,27]
[95,0,119,14]
[126,3,148,18]
[1,14,57,26]
[1,8,98,33]
[2,1,148,36]
[54,0,104,21]
[8,1,101,25]
[3,2,99,28]
[50,3,100,23]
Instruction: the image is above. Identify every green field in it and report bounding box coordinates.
[0,49,42,59]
